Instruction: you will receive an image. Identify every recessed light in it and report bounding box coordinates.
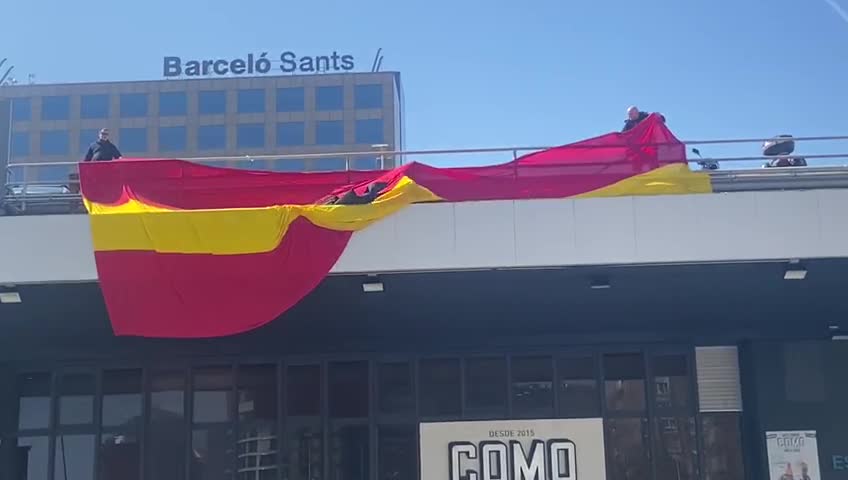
[0,292,21,304]
[362,282,384,293]
[784,268,807,280]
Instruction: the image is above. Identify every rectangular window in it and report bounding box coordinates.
[58,373,95,426]
[419,359,461,417]
[41,96,70,120]
[11,132,29,157]
[700,413,745,480]
[651,354,691,410]
[238,365,278,478]
[316,86,343,110]
[237,123,265,149]
[465,357,507,416]
[192,367,233,424]
[329,362,369,418]
[159,91,187,116]
[159,126,187,152]
[330,425,370,480]
[198,124,226,150]
[312,157,347,172]
[102,369,143,428]
[100,433,141,480]
[18,373,51,431]
[286,365,322,480]
[378,426,417,480]
[79,130,98,155]
[276,122,305,146]
[355,84,383,109]
[287,365,320,417]
[355,118,384,144]
[237,89,265,114]
[12,97,32,121]
[276,87,305,112]
[378,362,414,416]
[80,94,110,119]
[40,130,70,155]
[120,93,148,117]
[316,120,344,145]
[198,90,226,115]
[191,367,234,480]
[512,356,553,418]
[54,434,96,480]
[653,417,699,480]
[14,436,49,480]
[604,353,646,412]
[558,356,599,417]
[148,370,186,480]
[605,418,650,480]
[120,128,147,153]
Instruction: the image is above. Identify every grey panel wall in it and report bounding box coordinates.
[741,340,848,480]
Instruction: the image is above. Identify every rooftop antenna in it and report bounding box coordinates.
[371,48,383,72]
[0,60,13,86]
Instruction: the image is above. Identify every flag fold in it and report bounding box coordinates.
[80,115,711,338]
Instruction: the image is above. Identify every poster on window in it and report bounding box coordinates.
[766,431,821,480]
[420,418,606,480]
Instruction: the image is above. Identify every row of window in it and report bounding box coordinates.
[10,119,385,157]
[4,353,744,480]
[9,85,385,121]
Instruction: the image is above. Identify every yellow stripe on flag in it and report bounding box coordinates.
[86,176,441,254]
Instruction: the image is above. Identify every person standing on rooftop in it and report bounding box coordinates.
[84,128,122,161]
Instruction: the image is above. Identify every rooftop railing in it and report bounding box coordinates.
[3,134,848,215]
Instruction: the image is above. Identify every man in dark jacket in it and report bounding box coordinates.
[84,128,122,161]
[622,106,666,132]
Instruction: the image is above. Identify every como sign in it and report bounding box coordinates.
[420,419,607,480]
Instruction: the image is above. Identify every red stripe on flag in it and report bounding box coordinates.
[94,217,352,338]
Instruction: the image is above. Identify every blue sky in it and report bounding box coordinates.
[4,0,847,167]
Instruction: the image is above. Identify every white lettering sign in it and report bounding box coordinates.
[421,419,606,480]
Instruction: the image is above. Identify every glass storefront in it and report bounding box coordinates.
[1,347,745,480]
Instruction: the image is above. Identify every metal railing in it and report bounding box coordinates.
[3,134,848,215]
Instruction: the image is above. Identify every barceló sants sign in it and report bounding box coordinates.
[163,51,355,78]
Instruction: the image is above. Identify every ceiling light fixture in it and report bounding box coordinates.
[362,275,384,293]
[0,292,21,304]
[784,263,807,280]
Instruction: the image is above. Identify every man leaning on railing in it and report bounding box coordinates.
[84,128,122,162]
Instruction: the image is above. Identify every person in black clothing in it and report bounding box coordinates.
[622,106,666,132]
[84,128,122,161]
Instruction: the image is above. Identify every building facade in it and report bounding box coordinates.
[0,72,403,183]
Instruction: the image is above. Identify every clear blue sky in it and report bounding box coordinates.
[4,0,848,167]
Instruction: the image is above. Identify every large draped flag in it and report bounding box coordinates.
[80,115,711,338]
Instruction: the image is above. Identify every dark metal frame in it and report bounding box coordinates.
[1,342,730,480]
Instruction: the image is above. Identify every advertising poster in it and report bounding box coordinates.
[420,418,607,480]
[766,431,821,480]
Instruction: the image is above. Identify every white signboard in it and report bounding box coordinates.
[766,430,821,480]
[420,418,606,480]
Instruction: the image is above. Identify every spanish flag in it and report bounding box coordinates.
[80,115,710,338]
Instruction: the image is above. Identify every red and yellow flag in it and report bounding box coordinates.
[80,115,710,338]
